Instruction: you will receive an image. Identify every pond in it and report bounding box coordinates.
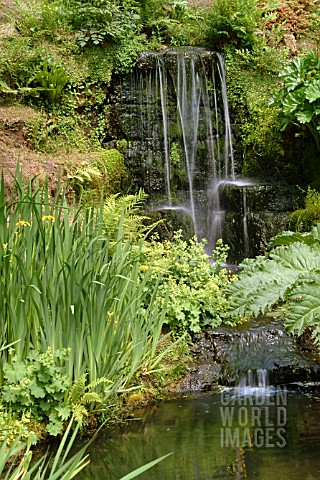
[78,384,320,479]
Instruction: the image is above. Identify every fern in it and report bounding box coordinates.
[103,189,161,242]
[67,374,87,404]
[228,224,320,347]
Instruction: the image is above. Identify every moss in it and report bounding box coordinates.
[95,148,129,194]
[68,148,130,202]
[225,47,287,178]
[289,188,320,231]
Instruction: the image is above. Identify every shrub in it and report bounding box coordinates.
[141,232,237,334]
[227,223,320,348]
[205,0,261,50]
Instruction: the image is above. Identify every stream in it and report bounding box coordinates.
[77,385,320,479]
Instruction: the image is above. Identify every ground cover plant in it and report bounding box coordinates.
[270,50,320,152]
[141,232,237,334]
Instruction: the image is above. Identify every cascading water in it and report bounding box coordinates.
[115,47,298,262]
[118,47,238,254]
[220,331,277,396]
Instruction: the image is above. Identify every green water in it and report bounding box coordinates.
[79,385,320,479]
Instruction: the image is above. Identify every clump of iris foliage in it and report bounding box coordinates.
[0,166,236,476]
[0,412,171,480]
[0,166,170,438]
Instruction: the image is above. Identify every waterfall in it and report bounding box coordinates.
[120,47,237,253]
[114,47,299,262]
[242,187,249,257]
[220,331,276,395]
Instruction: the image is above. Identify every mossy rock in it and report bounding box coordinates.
[94,148,129,194]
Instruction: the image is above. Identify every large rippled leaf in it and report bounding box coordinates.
[282,89,306,115]
[227,260,301,318]
[269,230,320,247]
[279,58,304,91]
[296,108,314,123]
[305,80,320,103]
[227,229,320,334]
[286,282,320,335]
[269,243,320,271]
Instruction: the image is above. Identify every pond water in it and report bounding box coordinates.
[78,384,320,480]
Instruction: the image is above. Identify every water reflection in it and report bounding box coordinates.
[78,386,320,480]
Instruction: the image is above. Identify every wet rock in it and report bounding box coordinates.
[177,317,320,392]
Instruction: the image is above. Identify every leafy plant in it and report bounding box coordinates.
[269,50,320,151]
[68,149,129,200]
[227,223,320,347]
[205,0,261,50]
[289,187,320,231]
[224,46,287,177]
[2,348,70,435]
[0,422,171,480]
[141,232,237,334]
[30,61,70,102]
[0,418,91,480]
[102,189,153,242]
[0,165,170,427]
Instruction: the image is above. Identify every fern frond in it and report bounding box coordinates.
[86,377,113,391]
[72,403,88,425]
[81,392,102,404]
[70,166,102,185]
[67,374,87,403]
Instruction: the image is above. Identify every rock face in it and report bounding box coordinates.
[176,317,320,392]
[111,48,299,263]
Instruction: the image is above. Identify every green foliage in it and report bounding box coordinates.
[205,0,261,50]
[270,50,320,151]
[0,418,91,479]
[225,46,286,176]
[0,417,170,479]
[68,149,129,200]
[102,189,160,243]
[149,335,192,387]
[0,166,170,422]
[0,403,39,445]
[2,348,70,436]
[170,142,181,167]
[25,111,89,153]
[141,233,237,334]
[227,223,320,348]
[30,61,70,103]
[289,187,320,231]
